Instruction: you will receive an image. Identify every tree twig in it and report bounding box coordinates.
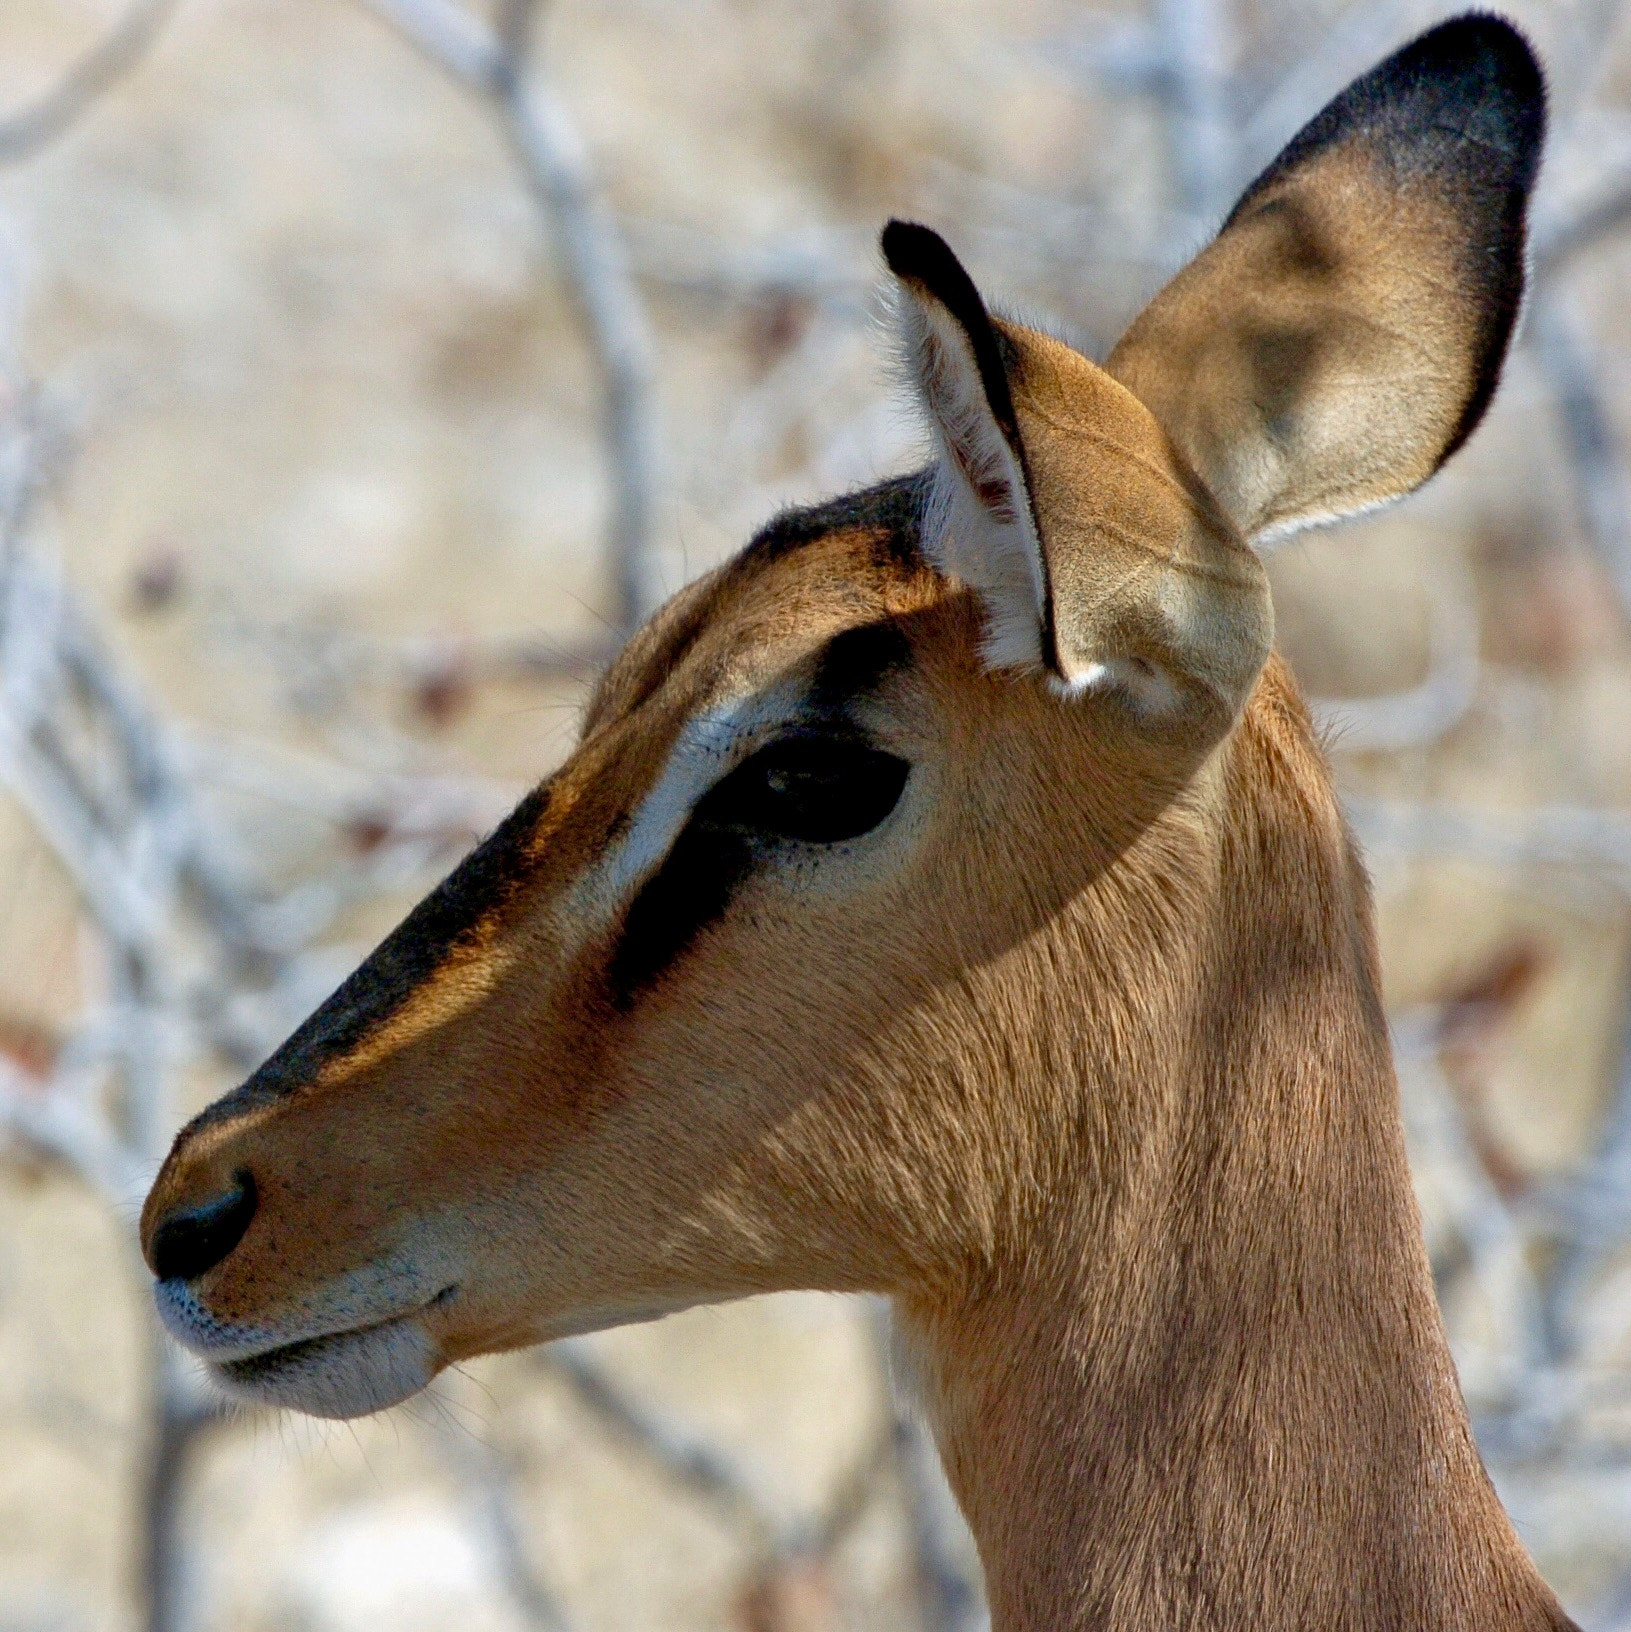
[0,0,182,167]
[1527,293,1631,615]
[354,0,661,632]
[1310,579,1481,754]
[542,1339,777,1551]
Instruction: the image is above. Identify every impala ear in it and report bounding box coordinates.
[1107,13,1545,545]
[883,220,1050,675]
[884,220,1271,724]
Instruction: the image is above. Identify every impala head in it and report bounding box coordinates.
[143,17,1542,1421]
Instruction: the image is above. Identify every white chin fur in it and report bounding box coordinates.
[209,1314,436,1419]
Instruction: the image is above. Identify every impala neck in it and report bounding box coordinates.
[900,1039,1574,1632]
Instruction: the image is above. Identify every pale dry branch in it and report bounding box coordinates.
[1236,0,1404,180]
[1153,0,1236,226]
[1528,294,1631,616]
[0,0,181,167]
[1529,0,1631,279]
[142,1351,225,1632]
[1394,1015,1549,1403]
[626,219,872,313]
[1310,582,1480,754]
[210,616,614,739]
[428,1388,575,1632]
[1535,169,1631,282]
[865,1304,986,1632]
[0,360,307,1632]
[1345,796,1631,894]
[0,1055,138,1200]
[527,1324,977,1629]
[543,1339,777,1550]
[354,0,661,631]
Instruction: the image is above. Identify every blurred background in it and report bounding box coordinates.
[3,0,1631,1628]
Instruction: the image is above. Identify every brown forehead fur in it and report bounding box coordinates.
[583,472,933,740]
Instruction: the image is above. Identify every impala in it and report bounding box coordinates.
[142,15,1576,1629]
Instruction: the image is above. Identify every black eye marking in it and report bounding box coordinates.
[701,734,910,845]
[609,816,755,1007]
[608,732,912,1007]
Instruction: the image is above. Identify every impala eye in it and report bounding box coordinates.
[701,734,910,844]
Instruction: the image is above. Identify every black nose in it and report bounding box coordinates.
[150,1172,258,1281]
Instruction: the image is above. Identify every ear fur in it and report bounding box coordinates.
[882,220,1051,674]
[1108,13,1546,544]
[884,220,1272,726]
[878,15,1542,733]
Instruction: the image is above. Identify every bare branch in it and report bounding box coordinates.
[0,1055,140,1199]
[429,1384,575,1632]
[1238,0,1403,179]
[141,1349,224,1632]
[1310,581,1480,753]
[626,219,871,311]
[355,0,662,631]
[865,1304,986,1632]
[0,0,181,167]
[1527,293,1631,616]
[542,1339,776,1550]
[1062,0,1238,239]
[1535,172,1631,282]
[1347,796,1631,893]
[356,0,498,86]
[1154,0,1236,227]
[495,0,548,83]
[1393,1013,1548,1389]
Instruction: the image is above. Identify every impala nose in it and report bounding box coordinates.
[147,1171,258,1281]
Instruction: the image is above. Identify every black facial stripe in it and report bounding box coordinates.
[737,470,929,573]
[811,620,912,711]
[181,783,554,1136]
[606,622,913,1010]
[606,818,757,1011]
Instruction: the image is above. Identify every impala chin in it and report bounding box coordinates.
[153,1276,453,1419]
[210,1314,438,1419]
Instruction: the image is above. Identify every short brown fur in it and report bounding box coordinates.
[142,17,1572,1630]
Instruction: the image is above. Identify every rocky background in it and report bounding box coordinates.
[4,1,1631,1629]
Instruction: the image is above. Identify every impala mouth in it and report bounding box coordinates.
[155,1278,458,1420]
[210,1308,442,1419]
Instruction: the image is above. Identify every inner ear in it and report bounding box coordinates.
[1106,13,1545,544]
[882,221,1054,675]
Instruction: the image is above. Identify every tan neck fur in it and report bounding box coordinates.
[911,1236,1563,1632]
[898,691,1569,1632]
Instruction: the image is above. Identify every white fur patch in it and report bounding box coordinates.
[212,1313,436,1419]
[592,680,806,914]
[895,286,1048,674]
[154,1250,453,1362]
[1047,656,1184,715]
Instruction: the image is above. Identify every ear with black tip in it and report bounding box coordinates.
[882,219,1053,674]
[884,220,1274,727]
[1108,12,1546,544]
